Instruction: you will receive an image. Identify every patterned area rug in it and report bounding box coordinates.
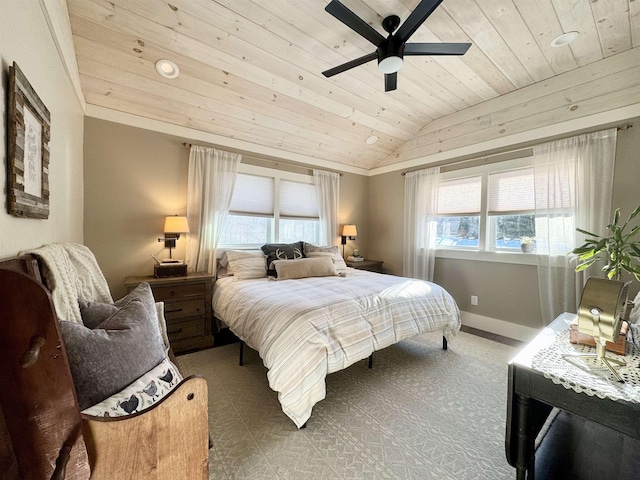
[177,330,518,479]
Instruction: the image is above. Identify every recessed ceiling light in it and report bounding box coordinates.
[366,135,379,145]
[155,59,180,79]
[550,31,579,47]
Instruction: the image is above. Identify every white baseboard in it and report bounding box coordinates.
[460,311,541,342]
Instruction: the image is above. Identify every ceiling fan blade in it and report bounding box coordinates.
[384,73,397,92]
[325,0,385,47]
[322,52,378,77]
[404,42,472,56]
[396,0,445,43]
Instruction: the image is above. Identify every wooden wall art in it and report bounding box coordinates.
[7,61,51,219]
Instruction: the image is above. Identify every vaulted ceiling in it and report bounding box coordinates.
[66,0,640,172]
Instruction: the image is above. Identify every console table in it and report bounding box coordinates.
[505,312,640,480]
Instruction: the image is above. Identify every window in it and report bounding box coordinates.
[219,165,320,248]
[435,156,575,256]
[436,176,481,248]
[488,168,535,250]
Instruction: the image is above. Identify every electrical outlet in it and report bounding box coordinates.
[471,295,478,306]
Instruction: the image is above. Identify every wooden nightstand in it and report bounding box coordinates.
[345,259,384,273]
[124,272,215,354]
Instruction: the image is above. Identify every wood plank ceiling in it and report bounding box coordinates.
[67,0,640,171]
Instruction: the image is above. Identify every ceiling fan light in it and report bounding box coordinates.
[155,59,180,79]
[378,56,403,74]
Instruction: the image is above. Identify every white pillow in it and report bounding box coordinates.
[272,257,337,280]
[225,251,267,280]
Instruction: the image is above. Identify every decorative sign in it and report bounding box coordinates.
[7,62,51,219]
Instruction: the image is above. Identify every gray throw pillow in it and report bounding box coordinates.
[60,298,166,410]
[78,298,119,329]
[114,282,157,321]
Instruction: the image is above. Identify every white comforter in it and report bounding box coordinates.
[213,269,461,428]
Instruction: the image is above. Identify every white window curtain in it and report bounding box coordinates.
[313,169,340,246]
[534,128,617,324]
[404,167,440,281]
[186,146,241,274]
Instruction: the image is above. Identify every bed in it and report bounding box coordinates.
[213,246,461,428]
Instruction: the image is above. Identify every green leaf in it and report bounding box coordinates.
[613,208,621,226]
[575,259,597,271]
[624,225,640,240]
[628,204,640,222]
[595,238,608,252]
[579,251,596,261]
[615,229,623,242]
[576,227,600,237]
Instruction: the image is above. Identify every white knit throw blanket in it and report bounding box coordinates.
[21,243,113,323]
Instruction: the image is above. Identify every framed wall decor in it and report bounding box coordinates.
[7,61,51,219]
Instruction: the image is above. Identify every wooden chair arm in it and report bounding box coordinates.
[81,375,209,480]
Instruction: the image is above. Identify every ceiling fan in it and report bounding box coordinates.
[322,0,472,92]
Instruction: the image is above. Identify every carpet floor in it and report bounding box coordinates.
[177,331,519,479]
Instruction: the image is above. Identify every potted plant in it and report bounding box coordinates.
[520,237,535,253]
[571,205,640,281]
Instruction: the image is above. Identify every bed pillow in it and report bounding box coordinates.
[272,257,337,280]
[261,241,305,276]
[59,298,166,410]
[305,252,349,273]
[304,243,349,271]
[225,250,267,280]
[218,251,230,269]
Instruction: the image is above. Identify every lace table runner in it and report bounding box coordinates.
[531,330,640,403]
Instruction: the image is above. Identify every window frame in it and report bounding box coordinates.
[218,163,320,250]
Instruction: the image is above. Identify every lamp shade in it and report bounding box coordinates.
[342,224,357,237]
[164,216,190,234]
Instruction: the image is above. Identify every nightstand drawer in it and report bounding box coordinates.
[152,283,206,301]
[164,299,206,320]
[166,318,205,341]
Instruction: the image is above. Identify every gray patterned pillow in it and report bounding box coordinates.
[261,241,305,276]
[60,299,166,410]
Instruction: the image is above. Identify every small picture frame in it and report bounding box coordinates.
[7,62,51,219]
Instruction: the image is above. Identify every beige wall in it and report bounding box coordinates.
[0,1,84,259]
[84,119,189,299]
[83,117,370,298]
[369,118,640,331]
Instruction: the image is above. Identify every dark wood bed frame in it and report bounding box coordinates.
[0,254,209,480]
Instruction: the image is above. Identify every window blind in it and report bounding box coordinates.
[488,168,534,215]
[228,173,274,216]
[437,176,482,215]
[279,180,319,219]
